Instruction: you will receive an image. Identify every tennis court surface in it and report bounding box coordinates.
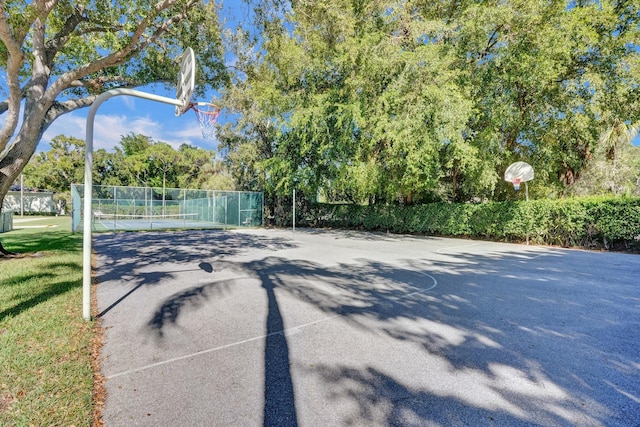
[94,228,640,426]
[92,212,214,231]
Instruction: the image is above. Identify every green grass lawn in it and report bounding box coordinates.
[0,215,96,426]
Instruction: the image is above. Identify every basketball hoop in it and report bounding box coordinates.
[190,102,220,139]
[505,161,534,194]
[512,178,522,191]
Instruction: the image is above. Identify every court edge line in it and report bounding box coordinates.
[106,271,438,380]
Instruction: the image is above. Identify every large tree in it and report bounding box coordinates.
[221,0,640,205]
[0,0,226,255]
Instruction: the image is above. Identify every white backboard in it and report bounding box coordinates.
[175,47,195,116]
[504,161,534,182]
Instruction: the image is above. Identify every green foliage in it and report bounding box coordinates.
[23,135,85,193]
[22,135,85,211]
[119,133,152,157]
[570,120,640,196]
[299,196,640,251]
[221,0,640,206]
[6,0,226,97]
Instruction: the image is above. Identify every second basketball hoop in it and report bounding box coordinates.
[504,161,534,190]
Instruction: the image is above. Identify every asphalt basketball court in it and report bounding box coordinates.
[93,227,640,426]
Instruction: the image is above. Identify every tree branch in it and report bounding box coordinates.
[0,1,26,152]
[32,0,57,61]
[69,75,145,91]
[41,96,100,132]
[43,0,188,103]
[44,4,88,66]
[479,24,503,60]
[28,1,59,108]
[31,17,49,90]
[130,0,198,58]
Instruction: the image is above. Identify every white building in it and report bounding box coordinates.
[2,191,56,214]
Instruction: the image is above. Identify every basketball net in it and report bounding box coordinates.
[512,178,522,191]
[191,103,220,140]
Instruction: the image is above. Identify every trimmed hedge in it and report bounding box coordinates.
[298,196,640,250]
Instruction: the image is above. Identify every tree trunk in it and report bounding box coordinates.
[0,103,48,218]
[0,240,15,256]
[0,106,48,258]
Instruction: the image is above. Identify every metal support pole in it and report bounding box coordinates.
[525,181,530,245]
[292,188,296,234]
[83,89,184,320]
[20,174,24,216]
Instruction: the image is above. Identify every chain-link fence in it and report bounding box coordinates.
[71,184,263,232]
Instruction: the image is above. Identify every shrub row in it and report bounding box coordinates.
[298,196,640,250]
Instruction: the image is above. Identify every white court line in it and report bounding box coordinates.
[97,219,126,231]
[106,270,439,380]
[390,272,438,299]
[106,314,342,380]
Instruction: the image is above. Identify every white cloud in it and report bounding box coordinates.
[42,110,216,152]
[41,113,85,144]
[168,126,206,147]
[119,96,136,110]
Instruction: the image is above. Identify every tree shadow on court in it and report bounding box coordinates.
[97,230,639,426]
[94,229,296,282]
[145,277,250,337]
[139,267,300,427]
[94,230,296,318]
[95,230,302,426]
[292,227,433,242]
[298,363,581,426]
[95,229,303,425]
[261,274,298,427]
[230,251,639,426]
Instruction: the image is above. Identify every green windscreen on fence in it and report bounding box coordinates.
[71,184,263,232]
